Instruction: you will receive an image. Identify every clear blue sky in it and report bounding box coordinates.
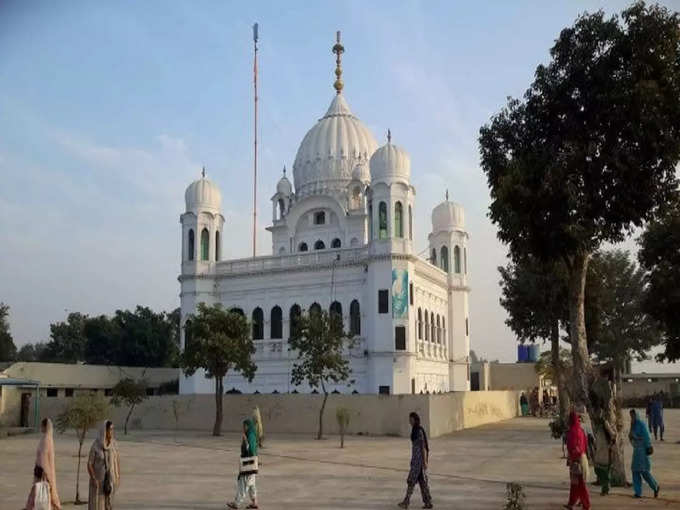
[1,0,677,371]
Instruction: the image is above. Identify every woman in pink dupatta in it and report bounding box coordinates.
[27,418,61,510]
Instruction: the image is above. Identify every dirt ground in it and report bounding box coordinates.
[1,410,678,509]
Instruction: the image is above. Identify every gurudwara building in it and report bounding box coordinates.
[179,34,470,395]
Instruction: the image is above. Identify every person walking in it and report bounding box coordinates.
[564,411,590,510]
[24,465,51,510]
[87,420,121,510]
[645,397,653,432]
[592,422,612,496]
[519,393,529,417]
[650,394,665,441]
[27,418,61,510]
[628,410,660,499]
[227,419,259,509]
[398,412,433,509]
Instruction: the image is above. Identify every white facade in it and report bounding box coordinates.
[179,37,470,395]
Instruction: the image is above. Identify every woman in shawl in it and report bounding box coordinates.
[228,419,259,509]
[398,412,433,509]
[87,420,121,510]
[26,418,61,510]
[564,411,590,510]
[628,409,660,499]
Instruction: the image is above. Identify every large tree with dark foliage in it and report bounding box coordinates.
[480,2,680,413]
[181,303,256,436]
[44,312,88,363]
[638,201,680,362]
[0,303,17,362]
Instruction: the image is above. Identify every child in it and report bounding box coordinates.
[25,465,51,510]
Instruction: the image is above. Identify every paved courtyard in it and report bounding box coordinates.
[1,410,678,509]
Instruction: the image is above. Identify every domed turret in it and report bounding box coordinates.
[370,131,410,186]
[351,159,370,183]
[432,195,465,233]
[276,168,293,196]
[185,168,222,214]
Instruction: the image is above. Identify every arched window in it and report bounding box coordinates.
[310,302,322,317]
[350,300,361,335]
[394,201,403,238]
[431,249,437,266]
[299,242,308,252]
[314,240,325,250]
[331,238,341,249]
[278,199,285,219]
[368,202,373,239]
[230,307,244,316]
[252,308,264,340]
[464,247,468,274]
[314,211,326,225]
[215,231,220,261]
[430,312,435,343]
[289,304,301,339]
[440,246,449,272]
[188,229,195,261]
[436,315,441,343]
[378,201,388,239]
[454,246,461,273]
[417,308,422,340]
[442,317,446,342]
[200,228,209,261]
[330,301,342,320]
[408,205,413,240]
[183,319,192,350]
[270,306,282,339]
[330,301,342,332]
[424,312,430,341]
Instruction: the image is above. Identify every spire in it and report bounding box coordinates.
[332,30,344,95]
[387,128,392,144]
[283,165,286,176]
[202,166,206,178]
[445,189,449,201]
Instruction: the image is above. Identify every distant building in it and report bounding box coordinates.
[621,373,680,400]
[470,361,547,393]
[0,362,177,427]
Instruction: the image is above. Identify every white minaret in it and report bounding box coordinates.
[429,193,470,391]
[179,168,224,393]
[365,131,417,394]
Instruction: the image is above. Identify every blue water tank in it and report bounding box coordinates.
[517,344,528,362]
[528,343,540,362]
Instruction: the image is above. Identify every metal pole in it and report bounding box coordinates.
[252,23,259,257]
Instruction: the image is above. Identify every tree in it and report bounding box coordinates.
[499,257,571,420]
[0,303,17,362]
[111,306,179,367]
[84,314,121,366]
[55,392,109,504]
[336,407,351,448]
[289,309,355,440]
[638,201,680,361]
[480,2,680,411]
[45,312,88,363]
[111,377,148,435]
[16,342,48,362]
[180,304,256,436]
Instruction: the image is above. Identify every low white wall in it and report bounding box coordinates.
[35,391,519,438]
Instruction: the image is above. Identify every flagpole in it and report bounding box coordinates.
[252,22,259,258]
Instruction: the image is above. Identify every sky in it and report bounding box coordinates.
[1,0,678,373]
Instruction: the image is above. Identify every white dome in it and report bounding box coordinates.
[432,199,465,233]
[276,174,292,196]
[293,94,378,197]
[185,176,222,214]
[369,141,410,186]
[351,160,370,183]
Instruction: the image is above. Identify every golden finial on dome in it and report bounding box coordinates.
[332,30,344,95]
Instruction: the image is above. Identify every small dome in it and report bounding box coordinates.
[185,175,221,214]
[432,199,465,233]
[370,140,410,186]
[277,174,292,196]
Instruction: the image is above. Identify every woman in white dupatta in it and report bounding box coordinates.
[87,420,121,510]
[26,418,61,510]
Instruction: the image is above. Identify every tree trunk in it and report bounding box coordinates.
[124,403,136,435]
[609,361,627,486]
[550,319,570,422]
[566,251,592,410]
[317,383,328,440]
[213,376,224,437]
[75,435,84,504]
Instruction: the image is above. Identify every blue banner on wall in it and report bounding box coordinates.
[392,269,409,318]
